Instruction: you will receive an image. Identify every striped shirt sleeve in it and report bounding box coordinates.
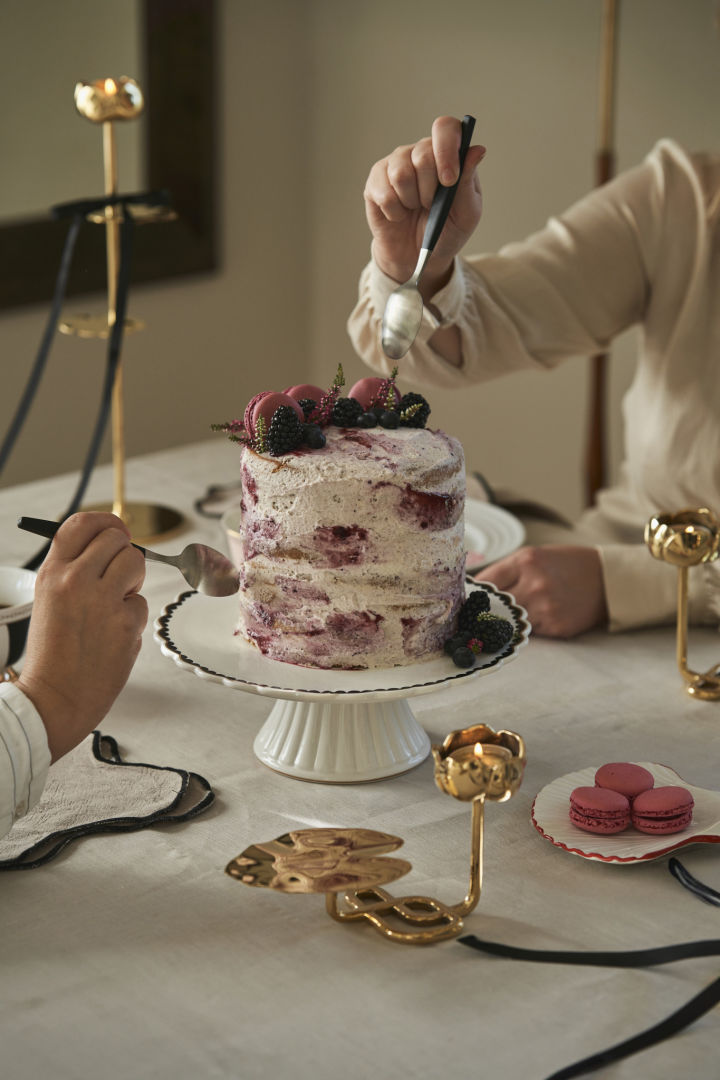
[0,682,51,840]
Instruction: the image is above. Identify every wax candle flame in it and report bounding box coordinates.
[104,77,117,94]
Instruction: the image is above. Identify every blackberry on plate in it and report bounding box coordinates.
[398,392,431,428]
[266,405,304,455]
[298,398,317,419]
[332,396,365,427]
[379,409,399,429]
[472,613,514,652]
[444,631,471,655]
[452,645,475,669]
[457,590,491,632]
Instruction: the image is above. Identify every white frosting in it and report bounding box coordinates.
[237,426,465,669]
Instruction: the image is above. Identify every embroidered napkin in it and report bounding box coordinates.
[0,731,214,869]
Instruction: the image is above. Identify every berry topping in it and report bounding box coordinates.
[298,398,318,419]
[356,411,378,428]
[398,392,431,428]
[379,410,399,429]
[302,424,326,449]
[331,396,365,427]
[266,405,305,455]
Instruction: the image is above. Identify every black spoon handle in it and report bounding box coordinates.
[17,516,147,556]
[420,114,476,254]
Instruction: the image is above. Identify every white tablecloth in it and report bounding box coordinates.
[1,440,719,1080]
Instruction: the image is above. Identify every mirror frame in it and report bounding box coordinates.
[0,0,217,311]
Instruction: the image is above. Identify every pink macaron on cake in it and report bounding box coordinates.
[569,786,631,835]
[594,762,655,802]
[631,786,694,835]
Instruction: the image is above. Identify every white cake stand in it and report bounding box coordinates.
[153,581,530,784]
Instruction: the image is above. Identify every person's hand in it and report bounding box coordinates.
[477,545,608,638]
[17,512,148,761]
[364,115,486,296]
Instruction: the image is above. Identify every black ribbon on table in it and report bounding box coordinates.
[0,190,171,570]
[459,933,720,1079]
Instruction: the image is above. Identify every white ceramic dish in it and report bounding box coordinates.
[532,762,720,863]
[464,499,525,570]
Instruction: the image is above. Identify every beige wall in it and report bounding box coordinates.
[1,0,719,522]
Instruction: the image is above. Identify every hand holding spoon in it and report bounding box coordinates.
[381,114,476,361]
[18,516,240,597]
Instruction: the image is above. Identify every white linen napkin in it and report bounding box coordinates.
[0,731,214,869]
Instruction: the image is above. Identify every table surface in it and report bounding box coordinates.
[1,440,719,1080]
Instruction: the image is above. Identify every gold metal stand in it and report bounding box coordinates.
[62,77,183,544]
[226,724,526,945]
[645,508,720,699]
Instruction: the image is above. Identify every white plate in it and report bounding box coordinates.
[154,580,531,703]
[464,500,525,570]
[532,763,720,863]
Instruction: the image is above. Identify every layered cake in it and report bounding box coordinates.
[216,369,467,670]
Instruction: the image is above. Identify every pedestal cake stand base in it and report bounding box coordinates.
[154,583,529,784]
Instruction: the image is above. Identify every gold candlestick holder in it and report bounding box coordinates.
[645,508,720,699]
[226,723,526,945]
[61,76,183,544]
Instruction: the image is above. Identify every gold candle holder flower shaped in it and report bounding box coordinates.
[74,76,144,122]
[645,508,720,699]
[432,723,525,803]
[226,724,526,945]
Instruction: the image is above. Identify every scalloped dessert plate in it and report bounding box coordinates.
[464,500,525,570]
[532,763,720,863]
[154,580,530,703]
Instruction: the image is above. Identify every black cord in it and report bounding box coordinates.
[458,935,720,1079]
[23,209,136,571]
[0,214,83,476]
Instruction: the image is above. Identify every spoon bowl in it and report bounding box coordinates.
[17,516,240,597]
[381,114,475,361]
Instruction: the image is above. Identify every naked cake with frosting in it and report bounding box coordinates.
[214,367,466,670]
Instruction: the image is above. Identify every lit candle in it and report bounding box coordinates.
[74,76,144,123]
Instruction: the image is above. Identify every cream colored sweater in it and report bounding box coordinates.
[348,139,720,631]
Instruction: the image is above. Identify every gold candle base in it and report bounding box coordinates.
[646,508,720,700]
[81,500,184,546]
[226,725,526,945]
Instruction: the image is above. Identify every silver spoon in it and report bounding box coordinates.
[17,516,240,597]
[381,114,475,361]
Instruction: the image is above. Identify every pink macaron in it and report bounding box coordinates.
[631,786,694,835]
[283,383,326,404]
[595,762,655,802]
[244,392,304,439]
[348,376,400,410]
[569,786,631,835]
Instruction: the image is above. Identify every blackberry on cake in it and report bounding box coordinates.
[331,396,365,427]
[398,393,431,428]
[266,405,305,455]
